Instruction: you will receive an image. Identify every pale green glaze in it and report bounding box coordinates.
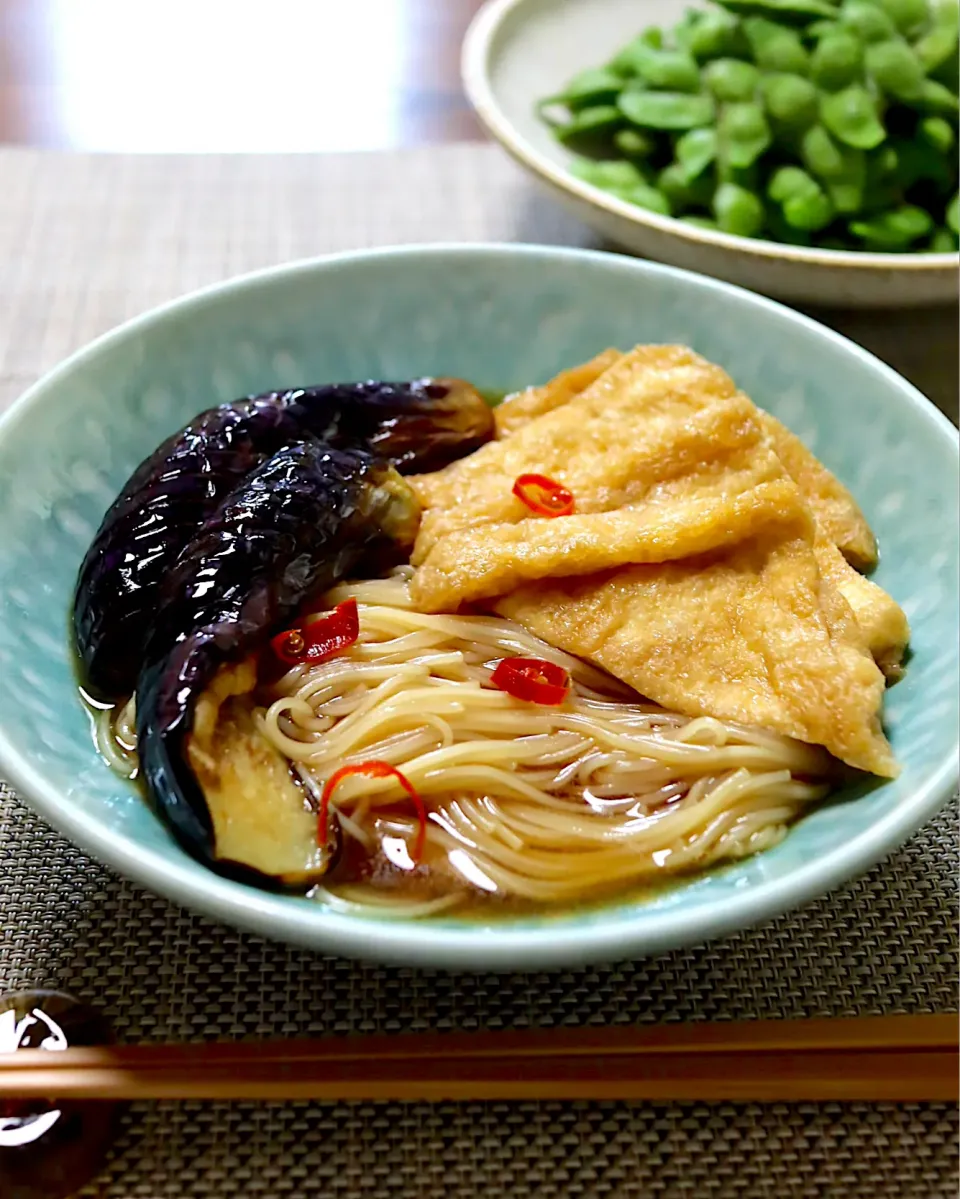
[0,245,956,968]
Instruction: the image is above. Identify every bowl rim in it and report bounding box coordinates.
[0,241,957,969]
[462,0,960,275]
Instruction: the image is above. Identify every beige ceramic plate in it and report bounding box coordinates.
[463,0,960,307]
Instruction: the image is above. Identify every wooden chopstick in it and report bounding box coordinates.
[0,1015,955,1102]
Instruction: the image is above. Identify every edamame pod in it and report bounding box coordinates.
[874,0,930,36]
[810,31,864,90]
[719,101,773,166]
[919,116,956,153]
[619,90,716,129]
[762,72,821,128]
[658,162,717,208]
[926,227,959,249]
[865,39,926,100]
[713,181,766,234]
[620,46,702,92]
[744,16,811,71]
[715,0,837,25]
[849,204,934,245]
[820,85,886,147]
[704,58,762,100]
[676,127,720,178]
[838,2,898,43]
[614,128,659,158]
[555,105,623,144]
[548,68,624,110]
[688,11,749,61]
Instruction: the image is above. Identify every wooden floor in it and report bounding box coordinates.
[0,0,488,150]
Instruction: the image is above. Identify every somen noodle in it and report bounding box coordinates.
[96,568,835,918]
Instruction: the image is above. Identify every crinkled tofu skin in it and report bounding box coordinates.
[489,345,877,572]
[814,539,910,682]
[494,526,898,779]
[185,660,331,886]
[494,348,622,437]
[758,413,877,570]
[412,349,801,609]
[411,343,900,777]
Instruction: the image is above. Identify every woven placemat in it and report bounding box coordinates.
[0,146,957,1198]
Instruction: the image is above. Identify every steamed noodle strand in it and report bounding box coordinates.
[102,569,834,916]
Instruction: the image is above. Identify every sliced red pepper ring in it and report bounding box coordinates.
[491,657,571,706]
[512,473,575,518]
[270,598,360,667]
[319,761,427,861]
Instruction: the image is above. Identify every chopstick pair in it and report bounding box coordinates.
[0,1014,955,1101]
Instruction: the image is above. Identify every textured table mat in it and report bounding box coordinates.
[0,146,957,1198]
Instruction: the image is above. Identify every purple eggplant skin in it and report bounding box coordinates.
[73,378,491,699]
[134,440,419,887]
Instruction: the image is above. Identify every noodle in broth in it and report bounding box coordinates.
[98,568,834,918]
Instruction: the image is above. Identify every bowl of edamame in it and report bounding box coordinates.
[463,0,959,306]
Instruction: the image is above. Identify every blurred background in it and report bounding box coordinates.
[0,0,488,151]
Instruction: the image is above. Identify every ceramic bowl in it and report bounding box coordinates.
[462,0,960,307]
[0,244,956,969]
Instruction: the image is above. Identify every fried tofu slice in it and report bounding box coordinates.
[759,414,877,569]
[495,526,898,778]
[814,539,910,681]
[490,346,877,570]
[411,344,898,776]
[494,349,622,437]
[412,348,798,608]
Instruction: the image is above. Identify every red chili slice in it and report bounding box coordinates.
[512,473,575,518]
[319,761,427,860]
[491,657,571,706]
[270,598,359,666]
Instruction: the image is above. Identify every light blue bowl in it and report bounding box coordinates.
[0,245,956,969]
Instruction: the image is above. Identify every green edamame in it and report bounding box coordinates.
[658,162,717,208]
[613,128,658,159]
[719,102,773,167]
[809,31,864,91]
[538,0,959,253]
[826,175,867,212]
[820,85,886,148]
[744,17,810,71]
[865,39,926,101]
[608,34,660,75]
[914,23,959,72]
[715,0,837,23]
[801,124,852,177]
[688,11,748,61]
[927,227,959,249]
[917,79,960,114]
[874,0,930,35]
[675,127,720,178]
[704,58,762,101]
[919,116,956,152]
[713,182,766,235]
[570,160,648,189]
[761,72,821,128]
[549,68,623,111]
[554,105,623,144]
[838,2,898,43]
[784,187,835,229]
[849,204,934,245]
[768,165,820,202]
[607,183,674,215]
[619,46,702,92]
[618,90,716,130]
